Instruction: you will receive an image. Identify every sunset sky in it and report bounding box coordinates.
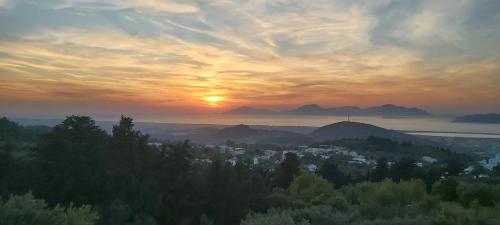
[1,0,500,117]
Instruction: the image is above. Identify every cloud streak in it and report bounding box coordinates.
[0,0,499,115]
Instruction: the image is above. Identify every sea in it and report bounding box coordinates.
[134,114,500,139]
[10,114,500,139]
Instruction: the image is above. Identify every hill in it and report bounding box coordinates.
[206,124,313,145]
[192,122,433,145]
[454,113,500,124]
[310,121,427,143]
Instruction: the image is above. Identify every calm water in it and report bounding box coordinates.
[12,114,500,139]
[135,114,500,138]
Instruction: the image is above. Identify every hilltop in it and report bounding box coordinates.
[310,121,429,143]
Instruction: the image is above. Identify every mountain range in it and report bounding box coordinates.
[225,104,430,117]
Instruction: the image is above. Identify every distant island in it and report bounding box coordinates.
[454,113,500,124]
[225,104,430,117]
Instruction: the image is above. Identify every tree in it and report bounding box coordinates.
[371,158,389,182]
[423,166,443,192]
[158,141,201,225]
[446,159,465,176]
[0,193,98,225]
[204,158,248,225]
[34,116,108,206]
[106,116,155,179]
[491,165,500,177]
[0,117,35,141]
[390,158,420,182]
[460,186,495,207]
[371,179,427,207]
[288,171,334,206]
[100,116,162,224]
[241,210,310,225]
[318,159,347,187]
[274,153,300,188]
[0,142,13,196]
[432,178,459,201]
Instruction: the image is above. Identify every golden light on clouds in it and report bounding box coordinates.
[0,0,500,116]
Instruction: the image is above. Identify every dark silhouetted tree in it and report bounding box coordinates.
[34,116,108,206]
[318,159,346,187]
[446,158,465,176]
[158,141,200,225]
[492,165,500,177]
[432,178,458,201]
[390,158,420,182]
[371,158,389,182]
[273,153,300,189]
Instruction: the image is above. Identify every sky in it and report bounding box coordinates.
[1,0,500,118]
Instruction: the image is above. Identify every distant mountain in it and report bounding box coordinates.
[286,104,430,117]
[362,104,430,117]
[286,104,327,115]
[224,106,275,115]
[454,113,500,124]
[310,121,427,143]
[327,106,362,115]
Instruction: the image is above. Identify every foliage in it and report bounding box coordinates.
[0,193,98,225]
[288,171,334,206]
[0,117,36,142]
[244,180,500,225]
[370,158,388,182]
[33,116,108,206]
[273,152,300,188]
[241,210,310,225]
[432,178,459,201]
[317,159,347,187]
[1,116,499,225]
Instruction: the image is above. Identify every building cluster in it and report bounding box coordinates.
[209,144,378,170]
[480,153,500,170]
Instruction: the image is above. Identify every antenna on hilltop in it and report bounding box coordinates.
[347,115,350,122]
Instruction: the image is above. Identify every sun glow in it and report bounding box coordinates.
[205,96,222,106]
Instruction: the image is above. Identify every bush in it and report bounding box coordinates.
[288,171,334,206]
[241,210,310,225]
[0,193,98,225]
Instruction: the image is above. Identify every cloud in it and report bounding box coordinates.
[0,0,500,114]
[48,0,199,13]
[0,0,12,8]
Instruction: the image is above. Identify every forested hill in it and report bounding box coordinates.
[310,121,431,144]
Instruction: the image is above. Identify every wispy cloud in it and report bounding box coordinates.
[1,0,499,115]
[50,0,199,13]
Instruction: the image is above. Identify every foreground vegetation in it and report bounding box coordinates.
[1,116,500,225]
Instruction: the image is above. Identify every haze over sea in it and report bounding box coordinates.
[122,114,500,139]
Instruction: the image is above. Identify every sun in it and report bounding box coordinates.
[205,96,222,106]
